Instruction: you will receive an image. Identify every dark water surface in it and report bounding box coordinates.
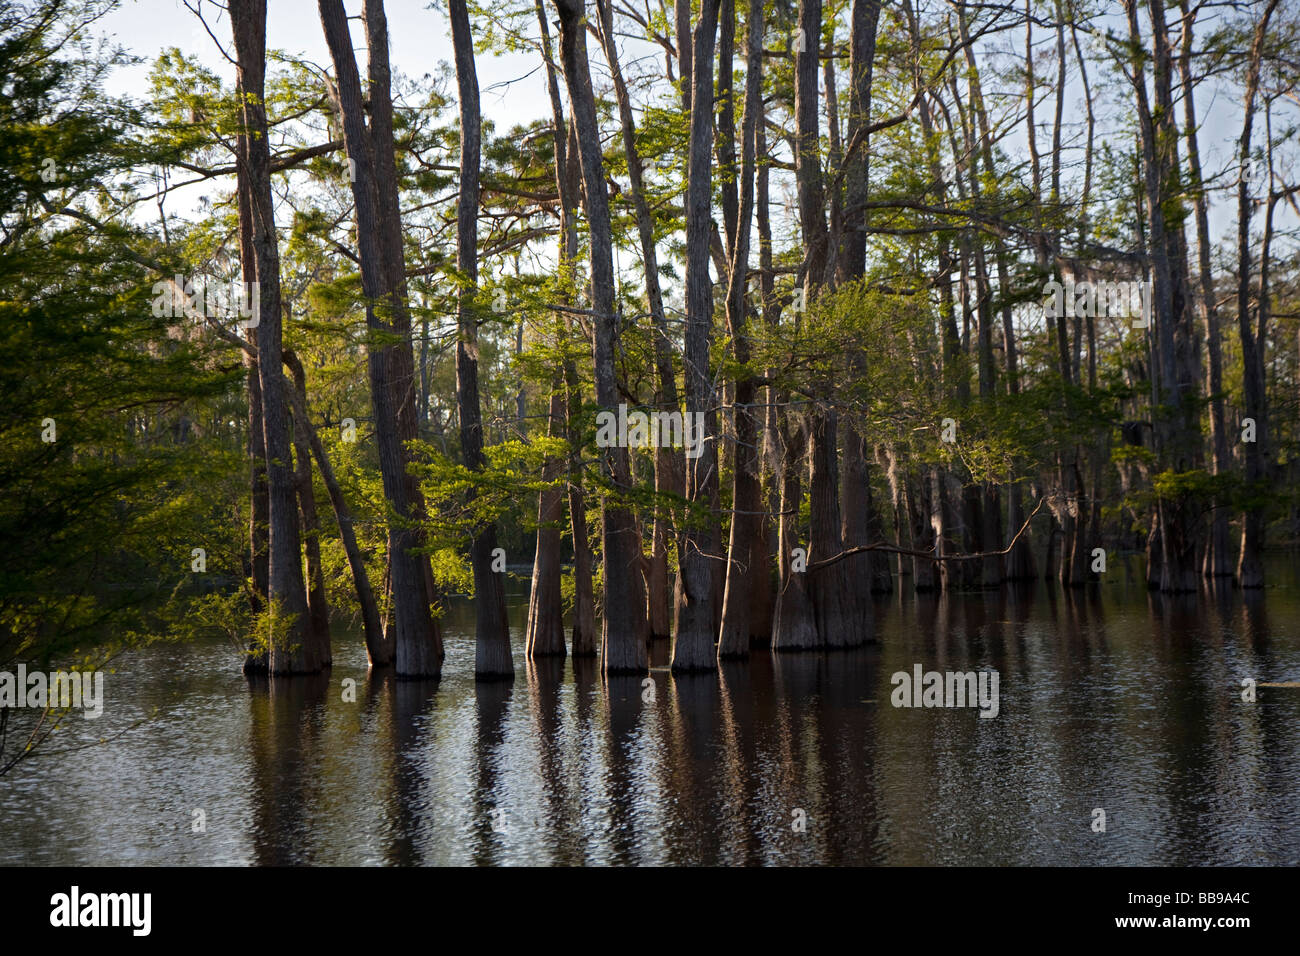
[4,558,1300,865]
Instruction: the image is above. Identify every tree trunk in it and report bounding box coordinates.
[526,0,575,658]
[794,0,860,643]
[772,416,819,650]
[716,0,739,253]
[671,0,722,672]
[906,463,937,591]
[283,353,389,666]
[555,0,648,673]
[1149,0,1202,593]
[754,115,779,643]
[450,0,513,679]
[595,0,682,641]
[717,0,764,659]
[236,173,269,674]
[319,0,441,675]
[567,409,599,657]
[526,386,568,658]
[838,0,888,609]
[808,409,858,646]
[231,0,313,674]
[1234,0,1279,588]
[1177,0,1230,579]
[795,0,829,287]
[364,0,447,667]
[675,0,693,111]
[287,357,332,665]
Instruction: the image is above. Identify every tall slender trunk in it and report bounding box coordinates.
[1177,0,1230,579]
[1017,0,1052,592]
[283,352,389,665]
[1235,0,1280,588]
[910,0,953,593]
[823,48,842,285]
[556,0,648,673]
[319,0,441,675]
[449,0,512,678]
[716,0,739,253]
[1043,2,1082,587]
[754,116,779,644]
[946,59,1002,590]
[287,356,331,663]
[237,173,269,673]
[1154,0,1202,592]
[675,0,693,111]
[1125,0,1177,590]
[671,0,722,672]
[525,0,574,658]
[560,116,597,657]
[1071,10,1104,584]
[567,373,599,657]
[839,0,889,602]
[796,0,829,288]
[797,0,858,640]
[595,0,682,641]
[718,0,764,659]
[365,0,447,666]
[231,0,313,674]
[1125,0,1202,592]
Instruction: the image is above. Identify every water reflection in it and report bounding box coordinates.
[247,673,331,865]
[3,564,1300,865]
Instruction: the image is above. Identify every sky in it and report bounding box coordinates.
[97,0,556,129]
[85,0,1292,286]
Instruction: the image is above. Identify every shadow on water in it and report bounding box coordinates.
[470,679,512,866]
[246,673,330,865]
[386,674,441,865]
[4,561,1300,865]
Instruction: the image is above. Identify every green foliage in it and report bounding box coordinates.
[1,2,238,676]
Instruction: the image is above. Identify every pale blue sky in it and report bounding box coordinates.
[87,0,1293,294]
[97,0,556,128]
